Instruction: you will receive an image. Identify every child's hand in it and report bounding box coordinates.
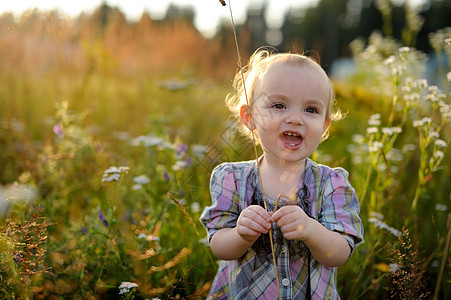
[271,206,312,241]
[236,205,271,243]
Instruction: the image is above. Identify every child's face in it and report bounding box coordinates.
[241,61,331,165]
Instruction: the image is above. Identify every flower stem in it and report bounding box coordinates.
[433,213,451,300]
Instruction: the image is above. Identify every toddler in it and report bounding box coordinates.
[200,49,364,300]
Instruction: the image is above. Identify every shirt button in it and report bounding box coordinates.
[282,278,290,287]
[281,245,287,253]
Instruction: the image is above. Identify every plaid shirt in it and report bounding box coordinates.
[200,157,364,300]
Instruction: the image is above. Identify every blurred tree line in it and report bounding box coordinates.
[0,0,450,79]
[233,0,451,72]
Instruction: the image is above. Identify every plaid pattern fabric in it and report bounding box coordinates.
[200,157,364,300]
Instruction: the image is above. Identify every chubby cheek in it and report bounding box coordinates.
[309,127,323,142]
[254,109,284,131]
[253,117,270,131]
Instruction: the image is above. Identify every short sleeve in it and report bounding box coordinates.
[317,168,364,255]
[199,163,241,242]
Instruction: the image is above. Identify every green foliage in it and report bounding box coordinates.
[336,27,451,300]
[0,232,19,298]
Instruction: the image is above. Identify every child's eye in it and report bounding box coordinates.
[305,106,319,114]
[271,103,286,109]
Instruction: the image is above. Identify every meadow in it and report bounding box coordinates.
[0,7,450,300]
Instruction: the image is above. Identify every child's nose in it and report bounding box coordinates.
[285,109,304,125]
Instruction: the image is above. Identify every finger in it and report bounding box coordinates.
[248,205,271,222]
[273,208,304,229]
[271,210,280,222]
[271,206,290,222]
[243,206,271,229]
[272,205,306,221]
[274,213,293,228]
[279,221,300,234]
[237,225,262,237]
[238,215,270,233]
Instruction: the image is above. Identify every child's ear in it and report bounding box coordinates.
[240,105,256,130]
[323,118,331,133]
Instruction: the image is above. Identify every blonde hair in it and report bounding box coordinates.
[225,48,343,142]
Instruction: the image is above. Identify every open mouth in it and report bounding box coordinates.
[280,132,303,148]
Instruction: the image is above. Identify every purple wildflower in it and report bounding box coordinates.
[185,156,193,167]
[14,253,22,264]
[53,124,64,138]
[176,143,188,158]
[98,209,109,228]
[163,171,171,182]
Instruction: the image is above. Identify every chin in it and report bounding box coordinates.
[278,153,306,164]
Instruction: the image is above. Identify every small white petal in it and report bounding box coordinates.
[367,127,379,134]
[133,175,150,185]
[435,139,447,148]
